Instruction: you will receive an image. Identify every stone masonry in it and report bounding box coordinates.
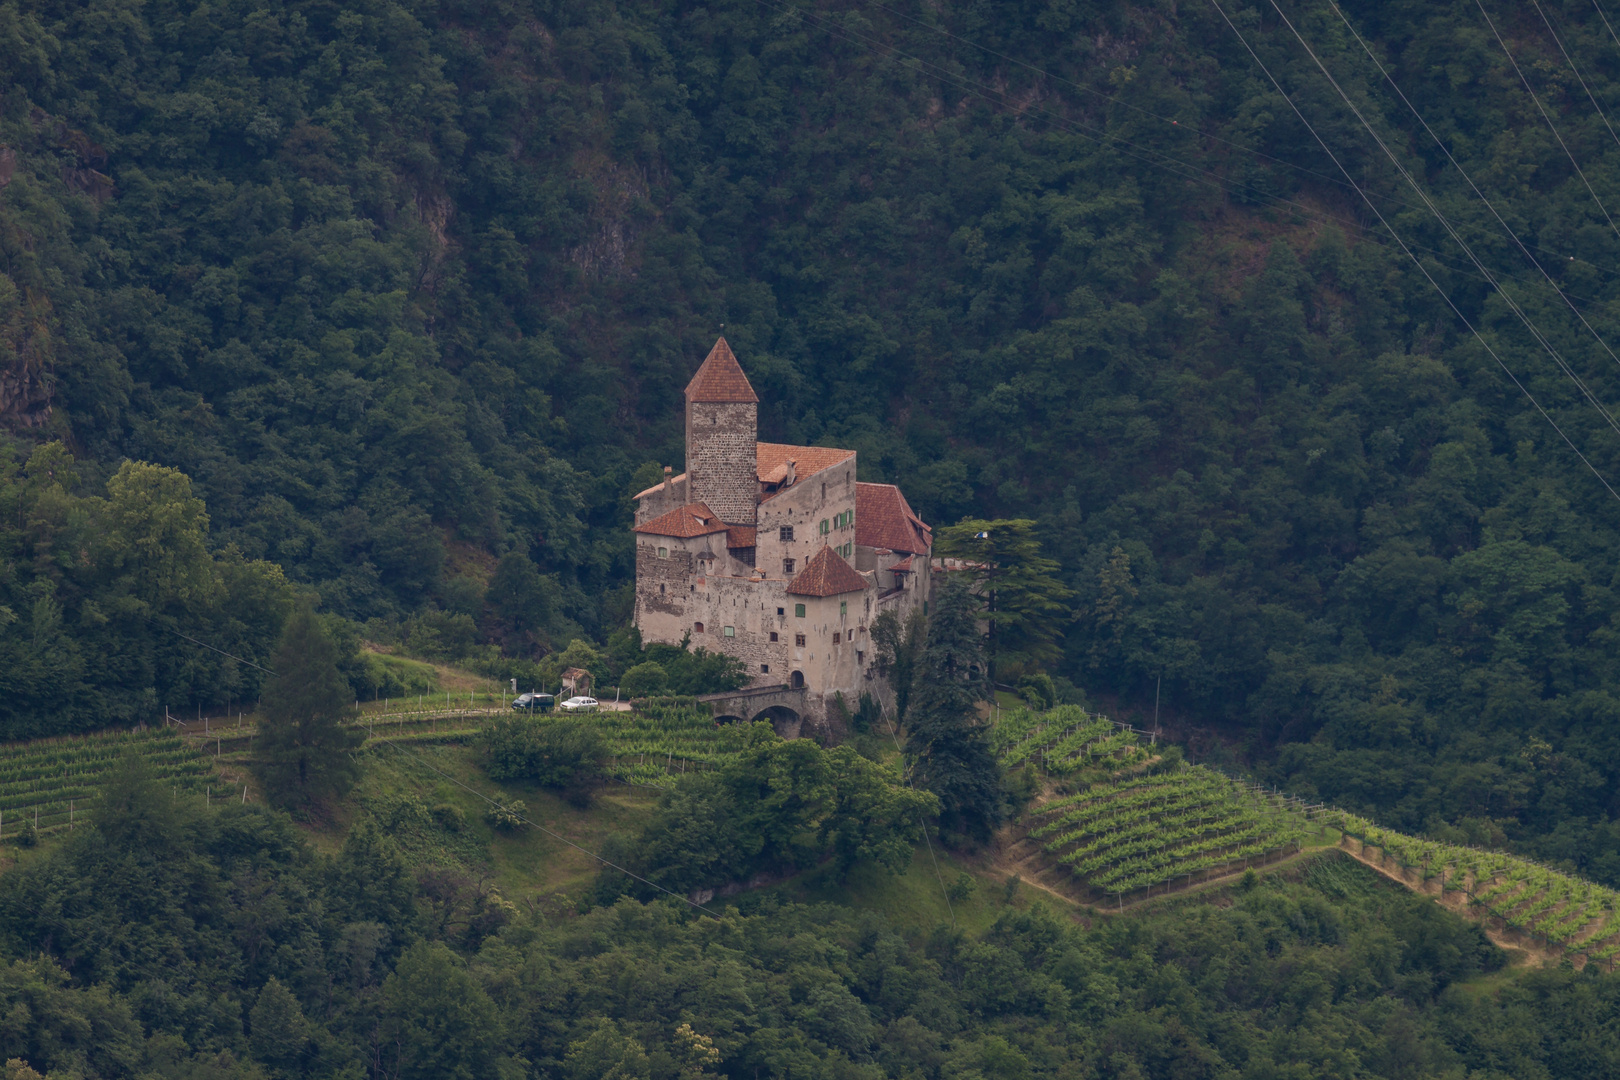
[633,337,934,732]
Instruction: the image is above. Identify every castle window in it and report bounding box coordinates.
[723,625,735,637]
[795,603,805,618]
[761,664,770,673]
[819,519,829,535]
[783,558,795,574]
[660,584,666,595]
[694,622,705,633]
[795,633,806,647]
[769,632,779,642]
[857,650,865,665]
[777,607,785,616]
[780,525,794,541]
[657,546,669,558]
[840,601,847,617]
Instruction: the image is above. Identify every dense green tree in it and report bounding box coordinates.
[481,716,607,808]
[870,607,926,728]
[379,942,508,1080]
[936,519,1073,681]
[905,578,1006,846]
[254,605,363,808]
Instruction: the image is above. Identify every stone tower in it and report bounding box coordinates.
[685,337,759,526]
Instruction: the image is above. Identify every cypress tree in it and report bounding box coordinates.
[904,577,1006,846]
[255,604,364,808]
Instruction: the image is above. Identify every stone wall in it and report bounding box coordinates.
[634,540,697,644]
[686,401,758,525]
[755,461,858,577]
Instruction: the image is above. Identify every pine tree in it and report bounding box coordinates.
[255,604,363,808]
[935,518,1072,682]
[904,577,1006,846]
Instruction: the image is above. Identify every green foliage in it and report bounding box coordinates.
[0,740,1613,1080]
[0,444,292,736]
[253,605,364,808]
[870,607,926,727]
[380,942,509,1080]
[619,662,668,698]
[355,650,441,699]
[616,728,938,895]
[906,578,1006,846]
[937,519,1073,679]
[5,0,1620,881]
[480,717,606,807]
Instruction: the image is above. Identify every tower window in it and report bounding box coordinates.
[840,601,847,616]
[723,625,735,637]
[780,526,794,541]
[857,650,864,665]
[795,603,805,618]
[694,622,705,633]
[761,664,770,673]
[819,519,829,535]
[794,633,806,647]
[769,632,779,642]
[777,607,785,616]
[657,546,668,558]
[783,558,795,574]
[660,584,666,595]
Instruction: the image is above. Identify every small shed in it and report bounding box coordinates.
[561,667,593,695]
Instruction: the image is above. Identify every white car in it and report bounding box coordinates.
[559,696,598,712]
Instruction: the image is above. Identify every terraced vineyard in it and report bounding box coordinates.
[0,728,220,839]
[588,698,753,787]
[1022,766,1314,903]
[992,705,1152,775]
[1339,816,1620,969]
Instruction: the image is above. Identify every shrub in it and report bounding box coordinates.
[486,799,528,830]
[481,717,608,808]
[621,662,669,698]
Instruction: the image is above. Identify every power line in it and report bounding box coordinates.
[1327,0,1620,413]
[1291,1,1620,441]
[878,702,956,927]
[1206,0,1620,504]
[1533,0,1620,159]
[755,0,1620,315]
[1475,0,1620,245]
[169,627,277,675]
[846,0,1620,283]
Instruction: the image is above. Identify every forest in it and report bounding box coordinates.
[9,0,1620,883]
[7,0,1620,1074]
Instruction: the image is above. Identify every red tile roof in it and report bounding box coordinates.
[635,446,857,504]
[685,337,758,403]
[856,482,931,554]
[756,443,854,498]
[726,526,757,549]
[633,471,686,500]
[633,502,731,539]
[787,546,870,597]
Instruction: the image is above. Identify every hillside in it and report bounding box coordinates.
[8,0,1620,886]
[2,698,1618,1077]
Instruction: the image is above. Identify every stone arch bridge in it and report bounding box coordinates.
[698,684,809,738]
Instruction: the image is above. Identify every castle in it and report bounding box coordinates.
[633,338,933,727]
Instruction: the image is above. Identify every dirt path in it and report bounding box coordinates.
[1335,839,1562,968]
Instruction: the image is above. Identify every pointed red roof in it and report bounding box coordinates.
[633,502,731,539]
[856,482,931,554]
[787,546,870,597]
[686,337,758,403]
